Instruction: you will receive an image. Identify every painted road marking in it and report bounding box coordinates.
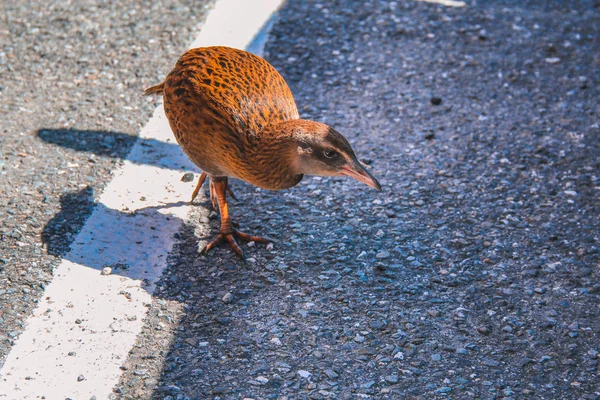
[0,0,285,398]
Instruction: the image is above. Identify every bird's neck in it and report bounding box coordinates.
[236,121,305,190]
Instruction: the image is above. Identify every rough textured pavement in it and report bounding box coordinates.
[2,0,600,399]
[117,0,600,399]
[0,0,215,365]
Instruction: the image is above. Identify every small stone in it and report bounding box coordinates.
[424,132,435,140]
[559,300,570,308]
[354,333,365,343]
[477,326,491,335]
[157,384,180,393]
[369,320,386,330]
[101,267,112,275]
[181,172,194,182]
[324,369,339,379]
[75,319,82,324]
[482,358,500,367]
[361,380,376,389]
[540,355,552,363]
[212,385,230,394]
[521,269,538,278]
[568,322,579,330]
[545,57,561,64]
[255,376,269,384]
[376,250,390,259]
[298,370,312,379]
[521,358,536,367]
[270,337,282,346]
[385,374,399,384]
[430,96,442,105]
[435,386,452,394]
[222,292,233,303]
[77,375,85,382]
[431,354,442,362]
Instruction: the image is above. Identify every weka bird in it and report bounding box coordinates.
[145,46,380,259]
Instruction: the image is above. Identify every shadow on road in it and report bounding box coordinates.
[38,129,137,159]
[37,128,185,170]
[42,186,97,257]
[37,127,212,284]
[41,186,205,283]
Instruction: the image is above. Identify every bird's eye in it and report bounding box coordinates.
[323,149,337,158]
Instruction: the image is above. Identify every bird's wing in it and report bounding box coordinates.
[175,47,299,137]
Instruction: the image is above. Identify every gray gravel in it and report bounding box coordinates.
[115,0,600,399]
[2,0,599,399]
[0,0,215,364]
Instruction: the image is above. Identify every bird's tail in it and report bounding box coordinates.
[143,82,165,96]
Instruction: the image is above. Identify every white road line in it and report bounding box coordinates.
[0,0,284,398]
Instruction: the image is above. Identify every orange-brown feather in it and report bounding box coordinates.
[160,46,302,189]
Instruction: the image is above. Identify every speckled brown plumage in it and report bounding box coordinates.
[146,46,380,259]
[156,46,303,190]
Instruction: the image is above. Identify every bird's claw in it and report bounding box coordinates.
[200,230,270,261]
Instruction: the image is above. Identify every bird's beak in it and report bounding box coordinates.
[340,161,381,191]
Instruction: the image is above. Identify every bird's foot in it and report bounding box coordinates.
[190,172,238,206]
[200,230,270,260]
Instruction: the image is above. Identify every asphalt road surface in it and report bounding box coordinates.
[1,0,216,362]
[2,0,599,399]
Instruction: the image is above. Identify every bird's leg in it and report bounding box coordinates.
[190,172,237,206]
[190,172,208,203]
[209,179,218,210]
[200,177,269,260]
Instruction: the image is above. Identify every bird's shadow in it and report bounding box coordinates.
[38,128,212,285]
[38,129,138,159]
[37,128,184,169]
[41,185,201,284]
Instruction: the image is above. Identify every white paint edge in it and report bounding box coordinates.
[0,0,285,398]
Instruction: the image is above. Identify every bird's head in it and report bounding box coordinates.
[285,120,381,191]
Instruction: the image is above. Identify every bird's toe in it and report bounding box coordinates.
[200,229,270,261]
